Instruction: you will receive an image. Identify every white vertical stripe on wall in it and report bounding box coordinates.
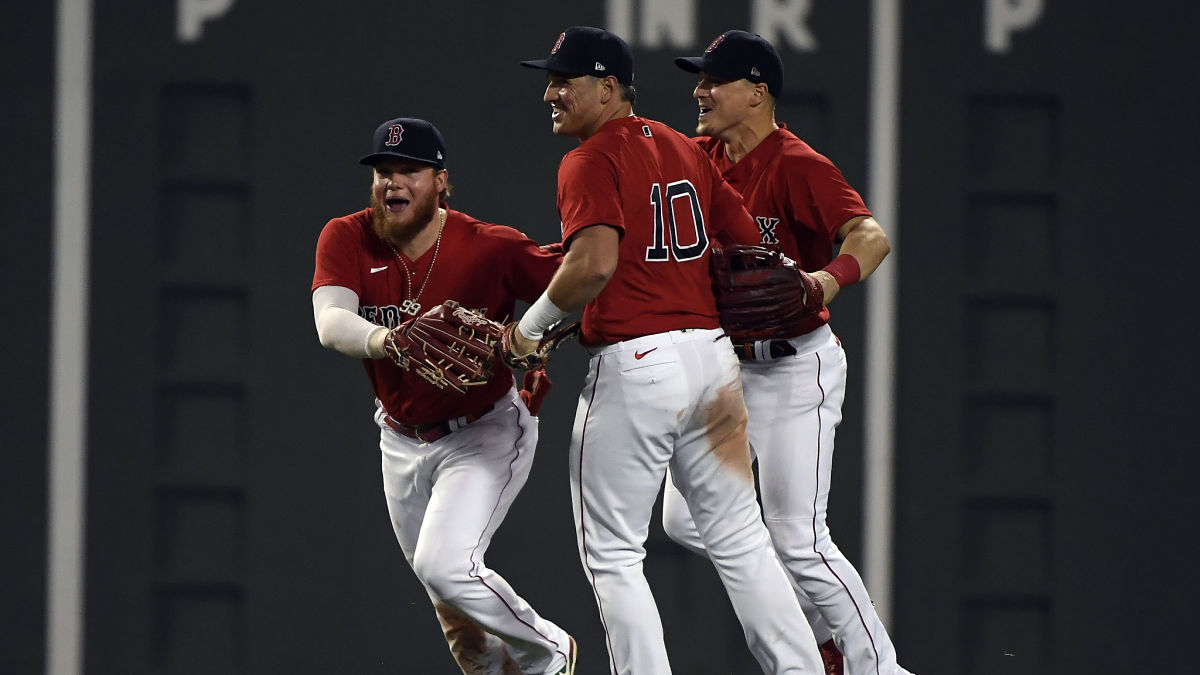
[864,0,901,626]
[48,1,92,673]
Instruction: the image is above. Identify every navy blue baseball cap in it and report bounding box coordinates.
[520,26,635,85]
[675,30,784,98]
[359,117,446,170]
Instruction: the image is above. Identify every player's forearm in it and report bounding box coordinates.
[313,286,388,358]
[550,225,619,310]
[515,228,616,342]
[837,217,890,280]
[546,261,611,312]
[817,216,890,304]
[514,260,607,343]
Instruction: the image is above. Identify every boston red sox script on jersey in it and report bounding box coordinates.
[312,208,560,425]
[696,124,872,334]
[556,116,761,345]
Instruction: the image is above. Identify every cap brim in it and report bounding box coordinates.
[673,56,751,86]
[359,152,442,168]
[520,59,589,79]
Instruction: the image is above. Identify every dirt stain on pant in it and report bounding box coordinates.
[702,378,755,484]
[434,602,521,675]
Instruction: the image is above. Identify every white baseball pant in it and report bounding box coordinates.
[571,328,824,675]
[376,388,573,674]
[663,325,913,675]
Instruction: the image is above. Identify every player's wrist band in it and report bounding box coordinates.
[822,254,861,287]
[365,326,389,359]
[517,292,569,341]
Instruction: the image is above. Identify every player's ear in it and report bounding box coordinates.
[434,168,448,192]
[600,75,618,103]
[750,81,769,107]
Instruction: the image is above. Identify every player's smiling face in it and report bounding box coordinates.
[694,73,757,139]
[369,158,445,243]
[544,72,605,139]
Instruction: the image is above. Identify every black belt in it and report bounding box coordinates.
[384,403,495,443]
[734,340,797,361]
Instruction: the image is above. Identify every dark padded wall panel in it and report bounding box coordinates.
[1,2,54,673]
[896,2,1200,673]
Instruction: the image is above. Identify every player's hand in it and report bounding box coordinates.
[507,325,540,360]
[499,320,581,370]
[808,269,841,306]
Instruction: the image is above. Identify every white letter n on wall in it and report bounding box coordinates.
[607,0,696,49]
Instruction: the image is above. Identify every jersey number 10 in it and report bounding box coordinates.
[645,180,709,263]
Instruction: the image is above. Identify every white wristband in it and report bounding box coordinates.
[517,292,569,340]
[366,326,389,359]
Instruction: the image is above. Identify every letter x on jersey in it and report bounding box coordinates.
[755,216,780,244]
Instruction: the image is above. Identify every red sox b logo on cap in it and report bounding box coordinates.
[706,34,725,52]
[385,124,404,147]
[551,32,565,54]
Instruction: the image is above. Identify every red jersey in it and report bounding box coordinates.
[557,116,760,345]
[695,124,872,333]
[312,208,560,425]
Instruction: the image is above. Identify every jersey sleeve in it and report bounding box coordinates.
[557,148,625,245]
[491,226,564,303]
[781,154,872,242]
[312,217,363,293]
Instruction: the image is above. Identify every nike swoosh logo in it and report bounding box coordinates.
[634,348,657,360]
[370,266,388,273]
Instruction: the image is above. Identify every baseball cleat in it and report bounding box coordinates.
[556,635,577,674]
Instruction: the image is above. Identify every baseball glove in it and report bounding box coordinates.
[710,244,825,341]
[499,319,582,370]
[518,366,553,416]
[382,300,506,394]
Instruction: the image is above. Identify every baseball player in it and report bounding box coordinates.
[509,27,826,674]
[311,117,576,675]
[665,31,913,675]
